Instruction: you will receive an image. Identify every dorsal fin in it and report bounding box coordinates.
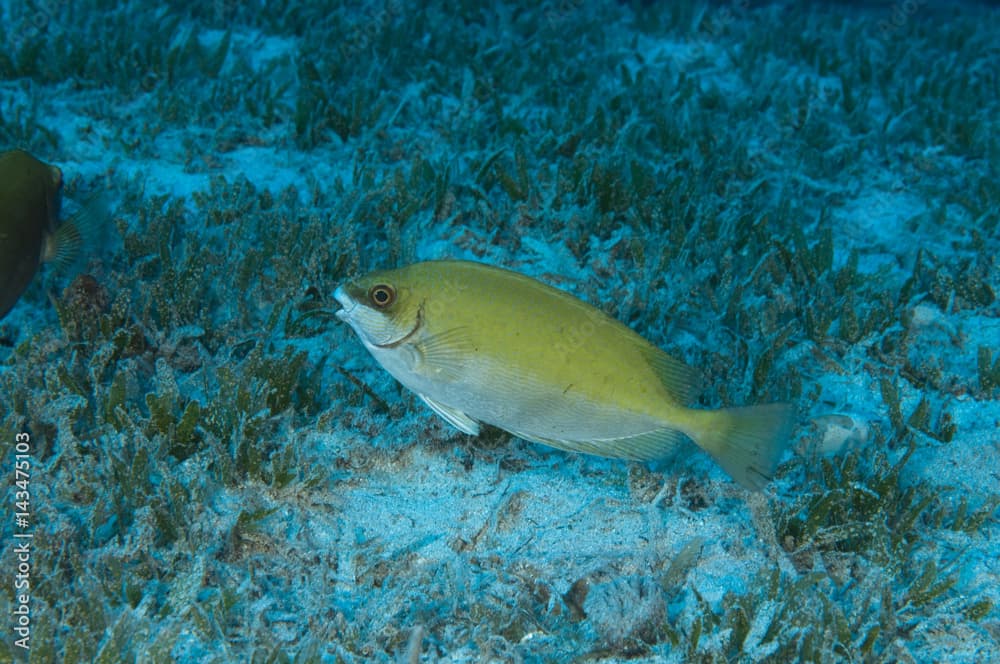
[639,345,702,405]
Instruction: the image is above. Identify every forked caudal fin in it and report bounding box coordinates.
[692,403,795,491]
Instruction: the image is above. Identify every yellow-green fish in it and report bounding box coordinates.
[0,149,79,320]
[335,260,793,490]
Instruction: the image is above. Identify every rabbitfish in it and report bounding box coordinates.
[0,149,78,320]
[334,260,794,490]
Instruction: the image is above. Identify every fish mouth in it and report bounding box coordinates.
[333,286,356,322]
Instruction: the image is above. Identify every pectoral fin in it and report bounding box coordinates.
[413,327,475,381]
[419,394,481,435]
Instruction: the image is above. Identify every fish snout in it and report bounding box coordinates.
[333,286,357,322]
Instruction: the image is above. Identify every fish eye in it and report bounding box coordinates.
[368,284,396,308]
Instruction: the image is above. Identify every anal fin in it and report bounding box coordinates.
[509,427,690,461]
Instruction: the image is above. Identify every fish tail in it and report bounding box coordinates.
[691,403,795,491]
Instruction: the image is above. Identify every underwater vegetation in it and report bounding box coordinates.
[0,0,998,661]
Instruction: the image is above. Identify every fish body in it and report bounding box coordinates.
[0,149,66,320]
[335,260,793,490]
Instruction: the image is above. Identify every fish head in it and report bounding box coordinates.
[333,267,423,350]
